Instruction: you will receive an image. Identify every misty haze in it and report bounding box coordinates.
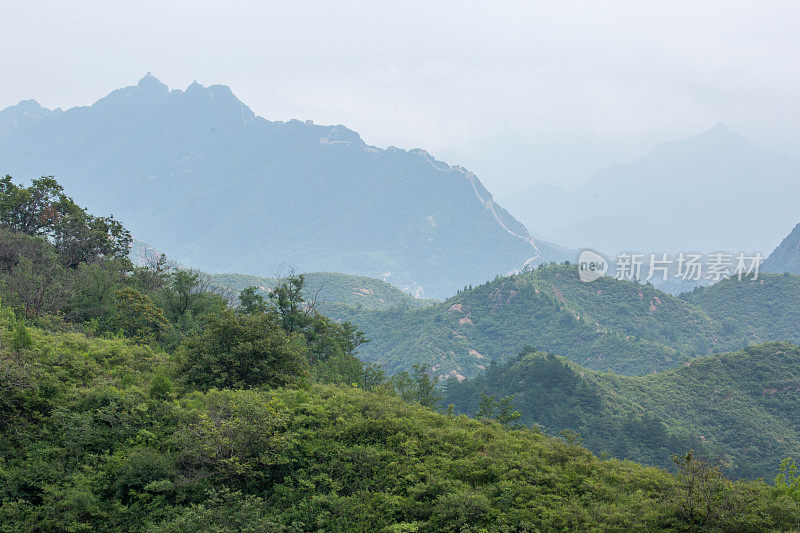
[2,2,800,531]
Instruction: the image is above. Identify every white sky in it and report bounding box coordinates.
[3,0,800,195]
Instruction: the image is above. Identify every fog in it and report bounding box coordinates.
[3,0,800,194]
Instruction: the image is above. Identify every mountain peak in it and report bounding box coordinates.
[0,99,61,140]
[763,223,800,274]
[709,121,732,133]
[136,72,168,93]
[697,121,742,141]
[648,122,759,159]
[1,99,53,116]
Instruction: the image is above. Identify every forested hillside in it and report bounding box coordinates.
[3,319,800,531]
[681,272,800,344]
[209,272,437,313]
[443,343,800,480]
[344,263,800,379]
[4,176,798,531]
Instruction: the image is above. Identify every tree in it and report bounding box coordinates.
[112,288,170,344]
[775,458,800,529]
[0,175,132,267]
[131,252,173,291]
[153,269,228,341]
[0,229,71,318]
[240,277,368,381]
[238,287,269,315]
[68,258,131,322]
[672,451,740,528]
[177,310,308,390]
[476,393,522,427]
[269,274,315,333]
[0,175,63,235]
[165,270,201,317]
[390,364,441,408]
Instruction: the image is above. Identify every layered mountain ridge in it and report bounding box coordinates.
[502,123,800,255]
[0,74,570,298]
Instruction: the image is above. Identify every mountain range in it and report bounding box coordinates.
[335,264,800,379]
[501,123,800,256]
[0,74,573,299]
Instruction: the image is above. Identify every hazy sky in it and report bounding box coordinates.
[3,1,800,195]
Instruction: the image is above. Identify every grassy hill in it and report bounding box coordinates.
[5,163,800,530]
[681,272,800,344]
[343,264,719,378]
[344,264,800,379]
[5,319,796,530]
[443,342,800,480]
[209,271,437,314]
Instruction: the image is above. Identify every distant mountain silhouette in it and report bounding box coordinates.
[0,74,571,298]
[502,123,800,256]
[763,222,800,275]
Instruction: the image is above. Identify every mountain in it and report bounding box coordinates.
[0,74,572,299]
[501,124,800,256]
[340,264,717,378]
[0,99,61,142]
[443,342,800,480]
[681,272,800,344]
[131,239,437,312]
[341,264,800,379]
[208,271,438,313]
[762,222,800,275]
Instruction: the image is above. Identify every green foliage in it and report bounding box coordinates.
[0,175,132,267]
[213,271,436,313]
[0,177,227,348]
[269,275,312,333]
[177,310,308,390]
[776,458,800,526]
[0,310,798,530]
[112,288,170,344]
[346,264,800,379]
[682,272,800,345]
[4,175,800,530]
[9,322,32,352]
[776,458,800,496]
[476,393,521,427]
[237,275,370,387]
[149,371,173,400]
[346,264,717,378]
[238,286,269,315]
[0,229,70,318]
[388,363,442,407]
[671,451,747,529]
[444,343,800,479]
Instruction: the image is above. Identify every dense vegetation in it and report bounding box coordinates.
[3,316,800,531]
[443,343,800,480]
[344,263,800,379]
[681,273,800,344]
[208,271,437,314]
[3,176,800,530]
